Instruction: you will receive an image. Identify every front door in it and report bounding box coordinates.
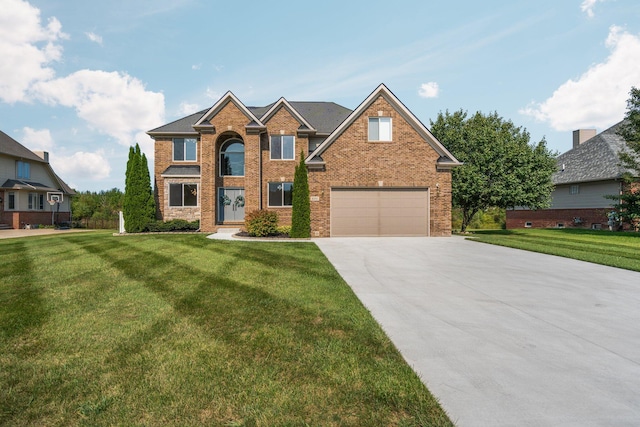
[218,188,245,222]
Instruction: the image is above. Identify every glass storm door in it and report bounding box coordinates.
[218,188,245,222]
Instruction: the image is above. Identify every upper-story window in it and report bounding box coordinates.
[270,135,295,160]
[17,161,30,179]
[220,139,244,176]
[173,138,197,161]
[570,185,580,195]
[368,117,392,141]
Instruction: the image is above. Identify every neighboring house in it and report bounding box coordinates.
[507,121,633,229]
[148,83,461,237]
[0,130,75,229]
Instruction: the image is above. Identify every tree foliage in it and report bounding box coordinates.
[123,144,155,233]
[430,110,556,232]
[612,87,640,229]
[71,188,124,227]
[290,152,311,238]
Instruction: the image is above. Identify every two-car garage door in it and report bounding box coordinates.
[331,188,429,237]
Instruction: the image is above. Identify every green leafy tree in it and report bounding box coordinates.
[611,87,640,229]
[431,110,556,232]
[123,144,155,232]
[290,151,311,238]
[72,188,124,228]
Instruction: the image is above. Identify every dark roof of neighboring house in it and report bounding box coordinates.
[161,165,201,176]
[0,179,60,192]
[0,130,47,162]
[148,101,352,136]
[0,130,75,195]
[553,121,632,185]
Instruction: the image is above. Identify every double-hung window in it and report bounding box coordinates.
[17,161,31,179]
[28,193,44,210]
[173,138,197,161]
[368,117,392,141]
[268,182,293,207]
[169,183,198,207]
[7,192,16,210]
[270,135,295,160]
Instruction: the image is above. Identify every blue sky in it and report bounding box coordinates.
[1,0,639,192]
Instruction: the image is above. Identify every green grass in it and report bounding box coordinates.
[467,228,640,272]
[0,232,451,427]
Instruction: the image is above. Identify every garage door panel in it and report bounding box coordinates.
[331,189,429,237]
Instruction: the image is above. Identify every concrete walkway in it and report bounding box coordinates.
[0,228,92,239]
[314,236,640,426]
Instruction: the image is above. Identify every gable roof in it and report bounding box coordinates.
[194,91,265,129]
[147,110,206,135]
[554,121,632,185]
[0,130,75,195]
[306,83,462,168]
[0,130,47,162]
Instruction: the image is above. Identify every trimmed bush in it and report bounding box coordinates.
[146,219,199,232]
[277,225,291,236]
[245,210,279,237]
[291,152,311,238]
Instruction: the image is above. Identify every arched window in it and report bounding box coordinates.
[220,139,244,176]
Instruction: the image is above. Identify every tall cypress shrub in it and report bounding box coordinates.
[123,144,155,232]
[290,151,310,238]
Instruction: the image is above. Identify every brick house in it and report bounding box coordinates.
[507,121,636,230]
[148,84,461,237]
[0,130,74,229]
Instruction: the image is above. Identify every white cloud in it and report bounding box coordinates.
[178,101,200,116]
[520,26,640,131]
[418,82,439,98]
[191,64,201,70]
[85,31,103,45]
[581,0,604,18]
[0,0,67,103]
[22,127,55,151]
[51,150,111,182]
[33,70,165,146]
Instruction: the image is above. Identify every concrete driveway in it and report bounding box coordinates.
[314,236,640,426]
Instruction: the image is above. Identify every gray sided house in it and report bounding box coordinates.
[507,121,632,229]
[0,130,75,229]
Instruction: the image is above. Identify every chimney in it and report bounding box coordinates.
[34,151,49,163]
[572,129,596,149]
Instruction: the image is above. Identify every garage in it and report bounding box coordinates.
[330,188,430,237]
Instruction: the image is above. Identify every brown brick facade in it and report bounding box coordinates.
[151,86,456,236]
[506,208,610,229]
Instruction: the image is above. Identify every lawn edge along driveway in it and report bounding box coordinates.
[314,236,640,427]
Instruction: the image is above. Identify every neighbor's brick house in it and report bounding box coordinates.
[148,84,461,237]
[0,130,74,229]
[507,121,637,230]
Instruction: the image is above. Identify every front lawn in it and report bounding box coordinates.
[468,228,640,272]
[0,232,451,426]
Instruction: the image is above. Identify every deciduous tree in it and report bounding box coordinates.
[430,110,556,232]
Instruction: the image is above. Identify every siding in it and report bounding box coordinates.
[551,180,620,209]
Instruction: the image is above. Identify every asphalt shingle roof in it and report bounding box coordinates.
[553,121,632,185]
[0,130,47,162]
[161,165,201,176]
[150,101,352,135]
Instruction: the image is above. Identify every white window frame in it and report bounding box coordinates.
[267,182,293,207]
[173,138,197,162]
[168,183,199,207]
[569,185,580,195]
[28,193,44,210]
[7,192,16,211]
[219,139,245,177]
[368,117,392,142]
[270,135,295,160]
[17,161,30,179]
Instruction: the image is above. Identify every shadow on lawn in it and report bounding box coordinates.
[67,235,389,368]
[0,241,50,342]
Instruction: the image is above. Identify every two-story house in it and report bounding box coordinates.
[0,130,74,229]
[148,84,461,237]
[506,121,636,229]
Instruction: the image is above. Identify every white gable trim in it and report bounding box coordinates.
[194,91,264,127]
[306,83,461,166]
[259,98,316,131]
